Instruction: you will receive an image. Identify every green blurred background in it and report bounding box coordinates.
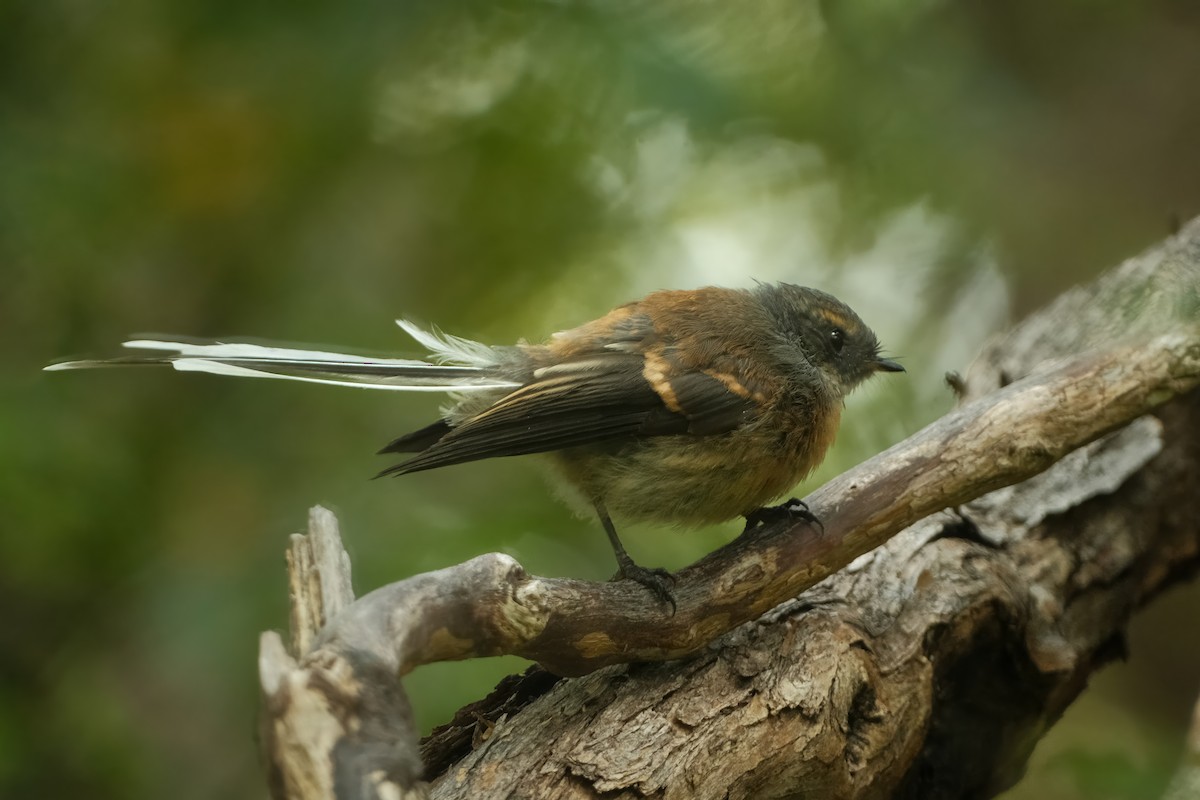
[4,1,1199,797]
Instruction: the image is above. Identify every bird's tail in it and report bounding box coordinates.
[43,320,521,393]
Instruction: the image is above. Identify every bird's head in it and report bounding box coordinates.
[755,283,904,399]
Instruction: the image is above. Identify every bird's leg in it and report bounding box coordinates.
[595,501,676,613]
[742,497,824,535]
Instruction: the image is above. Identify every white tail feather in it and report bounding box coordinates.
[122,338,425,365]
[44,333,521,393]
[167,358,509,391]
[396,319,499,367]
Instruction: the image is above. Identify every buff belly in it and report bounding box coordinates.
[550,432,818,526]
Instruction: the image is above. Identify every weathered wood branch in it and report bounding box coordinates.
[259,509,426,800]
[287,332,1199,679]
[259,219,1200,799]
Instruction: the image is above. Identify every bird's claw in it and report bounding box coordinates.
[743,498,824,534]
[612,564,677,614]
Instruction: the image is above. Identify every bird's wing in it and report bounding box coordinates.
[378,354,758,476]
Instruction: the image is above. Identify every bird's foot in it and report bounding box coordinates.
[612,563,677,614]
[742,498,824,535]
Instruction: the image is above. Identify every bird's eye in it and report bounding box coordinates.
[829,327,846,353]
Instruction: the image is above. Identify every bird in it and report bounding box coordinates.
[46,283,904,608]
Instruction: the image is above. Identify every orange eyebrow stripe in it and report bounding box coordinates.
[817,310,851,330]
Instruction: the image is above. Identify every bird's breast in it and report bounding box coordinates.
[551,399,842,526]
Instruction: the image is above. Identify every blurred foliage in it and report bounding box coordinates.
[3,1,1199,798]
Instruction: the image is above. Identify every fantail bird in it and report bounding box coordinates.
[46,283,904,606]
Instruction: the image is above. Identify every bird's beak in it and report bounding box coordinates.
[874,358,905,373]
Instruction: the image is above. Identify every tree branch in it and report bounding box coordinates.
[259,219,1200,799]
